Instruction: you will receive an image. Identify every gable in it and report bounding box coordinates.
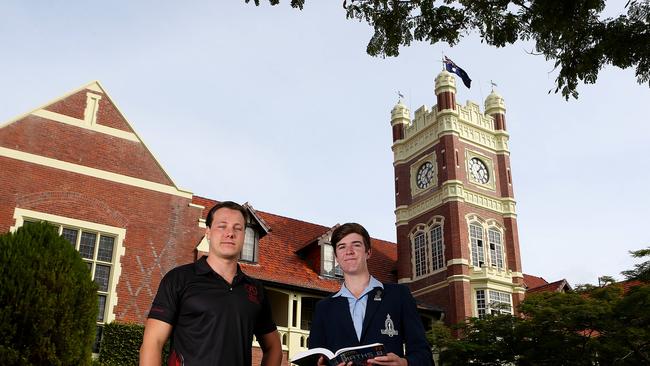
[44,86,132,132]
[0,82,186,192]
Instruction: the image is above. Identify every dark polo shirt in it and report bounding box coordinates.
[148,256,276,366]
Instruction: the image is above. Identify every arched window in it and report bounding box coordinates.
[430,224,444,270]
[469,223,485,267]
[488,228,504,269]
[413,231,428,277]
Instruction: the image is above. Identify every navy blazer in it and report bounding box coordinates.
[308,283,433,365]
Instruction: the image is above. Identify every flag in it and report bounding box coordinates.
[443,56,472,89]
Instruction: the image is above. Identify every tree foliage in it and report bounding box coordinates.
[621,246,650,282]
[250,0,650,99]
[429,284,650,365]
[426,248,650,365]
[0,222,98,365]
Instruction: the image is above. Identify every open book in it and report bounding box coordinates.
[290,343,385,366]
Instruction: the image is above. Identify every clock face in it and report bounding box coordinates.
[416,162,435,189]
[469,158,489,184]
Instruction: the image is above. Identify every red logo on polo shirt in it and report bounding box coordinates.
[245,284,260,304]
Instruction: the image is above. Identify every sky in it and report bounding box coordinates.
[1,1,648,286]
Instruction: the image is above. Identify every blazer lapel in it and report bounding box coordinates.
[334,296,359,344]
[360,287,383,342]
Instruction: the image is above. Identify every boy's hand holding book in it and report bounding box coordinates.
[366,352,408,365]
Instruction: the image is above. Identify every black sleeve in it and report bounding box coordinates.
[147,269,181,325]
[400,285,434,366]
[307,299,327,349]
[254,284,277,337]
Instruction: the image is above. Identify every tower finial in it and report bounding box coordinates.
[490,80,498,92]
[397,90,404,103]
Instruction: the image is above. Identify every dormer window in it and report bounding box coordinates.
[193,202,268,264]
[241,225,258,262]
[322,244,343,278]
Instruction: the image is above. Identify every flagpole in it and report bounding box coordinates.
[441,51,445,71]
[409,88,412,119]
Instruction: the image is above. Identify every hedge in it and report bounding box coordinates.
[99,322,169,366]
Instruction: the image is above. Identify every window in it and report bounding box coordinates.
[322,244,342,277]
[468,218,506,270]
[476,289,512,318]
[13,209,124,354]
[413,232,428,277]
[241,226,258,262]
[300,297,319,330]
[469,223,485,267]
[488,229,504,269]
[430,224,444,270]
[476,289,487,318]
[410,218,445,279]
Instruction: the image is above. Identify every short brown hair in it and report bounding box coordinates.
[205,201,249,228]
[330,223,371,253]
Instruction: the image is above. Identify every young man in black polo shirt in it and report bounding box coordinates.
[140,201,282,366]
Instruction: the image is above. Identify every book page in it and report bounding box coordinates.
[333,342,383,357]
[290,347,335,366]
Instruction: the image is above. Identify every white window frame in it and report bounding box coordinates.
[321,244,343,278]
[466,215,507,270]
[476,289,487,318]
[430,223,444,271]
[469,222,485,267]
[488,228,505,269]
[410,217,445,280]
[11,208,125,345]
[475,289,513,318]
[241,226,258,262]
[413,231,429,277]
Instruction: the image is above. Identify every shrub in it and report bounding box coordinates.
[99,322,144,365]
[99,322,170,366]
[0,222,98,365]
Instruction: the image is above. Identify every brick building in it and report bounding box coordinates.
[0,81,440,363]
[0,73,557,363]
[390,70,525,325]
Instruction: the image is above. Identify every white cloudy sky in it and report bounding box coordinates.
[1,1,648,285]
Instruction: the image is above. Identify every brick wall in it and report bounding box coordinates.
[0,156,202,322]
[251,348,290,366]
[0,86,203,323]
[0,116,173,185]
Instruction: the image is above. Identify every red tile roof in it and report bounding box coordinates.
[191,196,397,294]
[526,279,571,294]
[619,279,645,293]
[523,274,548,289]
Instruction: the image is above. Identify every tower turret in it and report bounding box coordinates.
[390,100,410,142]
[485,90,507,131]
[435,70,456,111]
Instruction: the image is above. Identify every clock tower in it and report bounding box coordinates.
[390,70,525,325]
